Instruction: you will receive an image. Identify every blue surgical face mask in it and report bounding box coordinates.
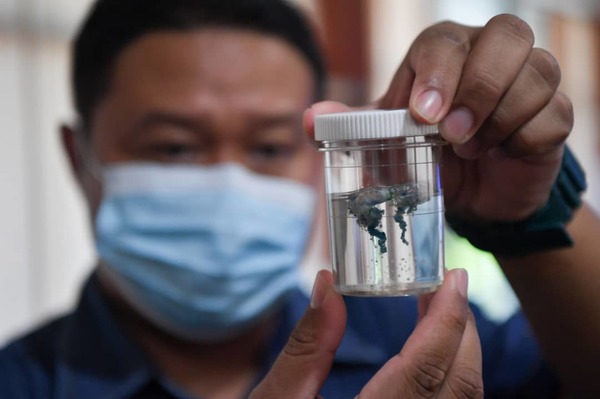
[95,162,316,342]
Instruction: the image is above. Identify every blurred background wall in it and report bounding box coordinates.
[1,0,599,345]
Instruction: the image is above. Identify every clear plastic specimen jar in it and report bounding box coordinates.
[315,109,446,296]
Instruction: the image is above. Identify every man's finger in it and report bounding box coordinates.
[249,270,347,399]
[439,14,534,144]
[453,47,562,160]
[357,269,470,398]
[499,91,572,159]
[378,21,479,123]
[437,308,484,398]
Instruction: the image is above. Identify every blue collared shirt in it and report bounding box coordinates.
[0,273,556,398]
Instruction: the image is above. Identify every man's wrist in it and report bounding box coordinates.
[446,145,587,258]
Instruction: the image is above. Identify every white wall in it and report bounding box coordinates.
[0,0,95,346]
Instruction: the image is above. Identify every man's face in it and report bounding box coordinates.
[80,28,321,213]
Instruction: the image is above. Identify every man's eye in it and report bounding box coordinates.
[153,143,198,162]
[253,144,293,159]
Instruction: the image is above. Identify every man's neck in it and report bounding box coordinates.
[98,275,277,399]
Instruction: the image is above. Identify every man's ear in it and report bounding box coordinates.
[60,123,102,216]
[60,123,86,185]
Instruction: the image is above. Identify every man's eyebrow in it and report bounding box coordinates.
[135,112,201,131]
[250,111,303,128]
[133,109,303,132]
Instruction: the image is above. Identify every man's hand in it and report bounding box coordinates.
[306,14,573,224]
[249,269,483,398]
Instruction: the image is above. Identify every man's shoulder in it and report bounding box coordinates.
[1,312,73,358]
[0,313,73,397]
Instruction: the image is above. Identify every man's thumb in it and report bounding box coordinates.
[250,270,347,399]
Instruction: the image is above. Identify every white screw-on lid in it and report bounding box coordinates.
[314,109,438,141]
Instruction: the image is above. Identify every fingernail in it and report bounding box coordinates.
[414,90,443,122]
[441,107,474,143]
[453,268,469,298]
[310,272,327,309]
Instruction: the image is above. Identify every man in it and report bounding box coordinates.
[1,0,600,397]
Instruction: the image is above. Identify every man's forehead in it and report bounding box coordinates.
[104,29,314,105]
[113,28,312,82]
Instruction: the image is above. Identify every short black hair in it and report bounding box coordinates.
[72,0,326,129]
